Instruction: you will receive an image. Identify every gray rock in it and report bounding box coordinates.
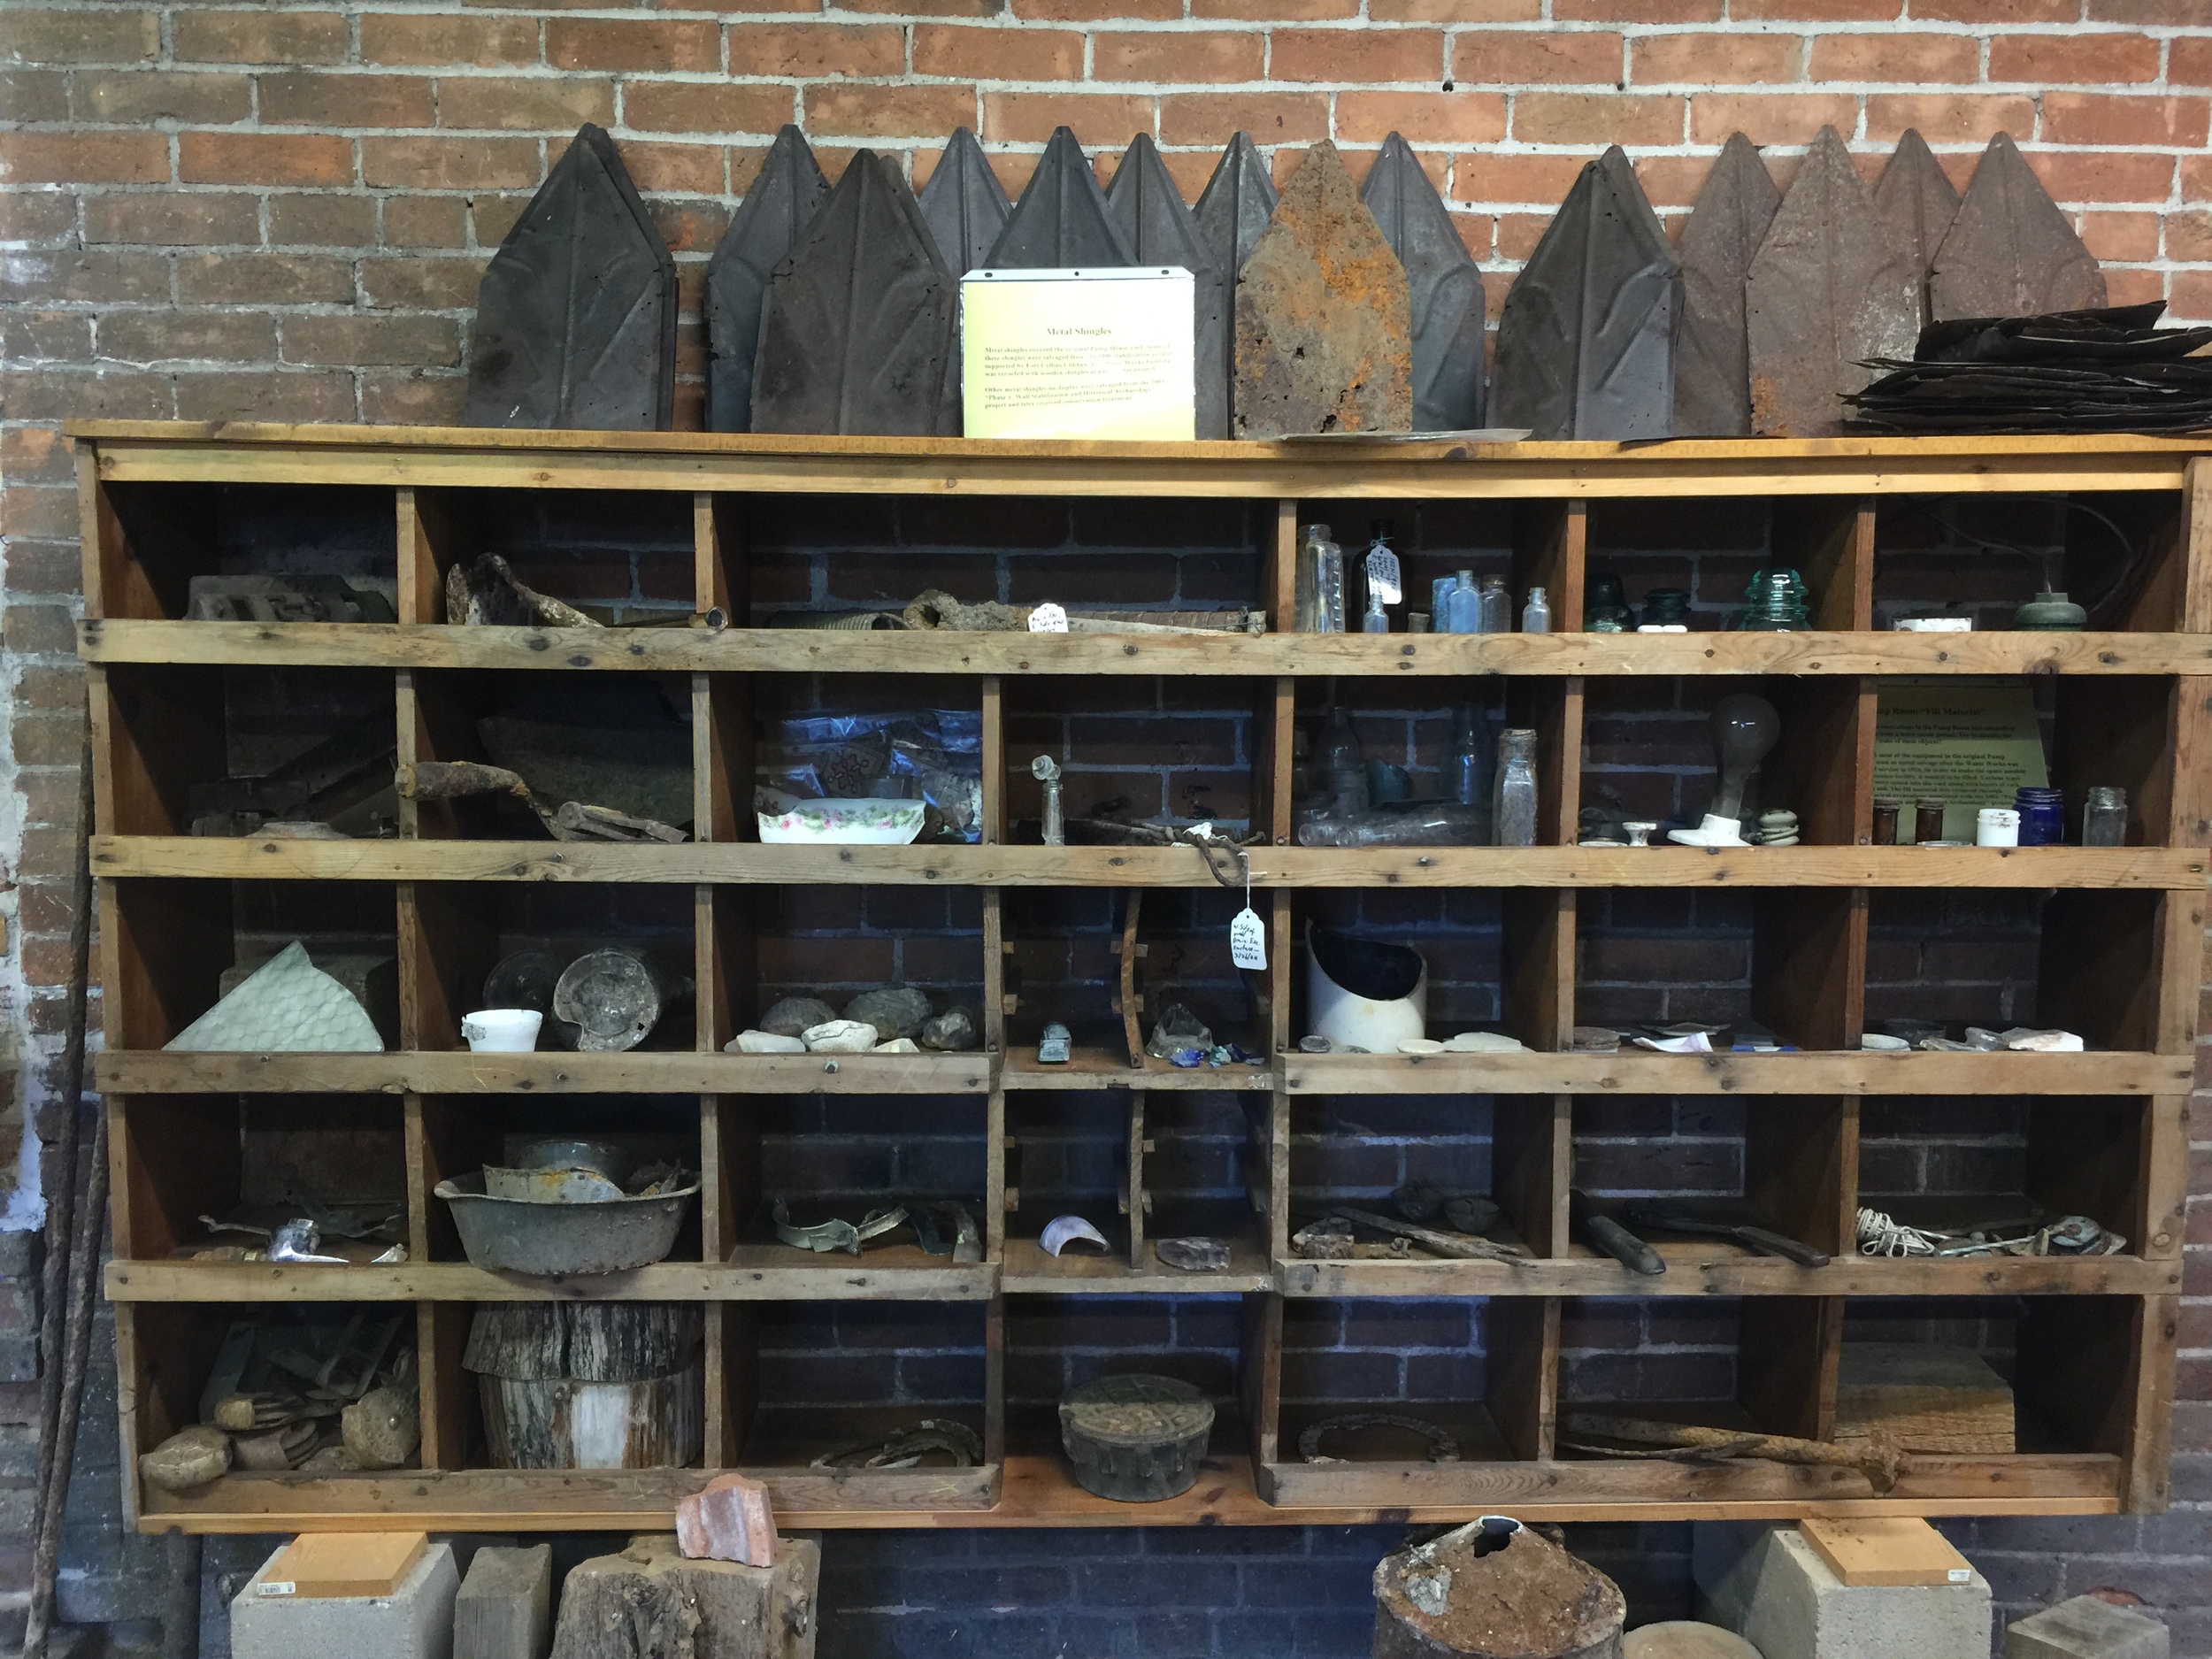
[727,1030,805,1054]
[1155,1237,1232,1272]
[758,995,836,1037]
[919,1005,980,1051]
[801,1019,878,1054]
[843,984,933,1042]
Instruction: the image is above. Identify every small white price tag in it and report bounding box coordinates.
[1027,602,1068,633]
[1229,906,1267,971]
[258,1581,297,1598]
[1364,547,1402,605]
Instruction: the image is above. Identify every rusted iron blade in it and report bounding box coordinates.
[1194,132,1279,279]
[1106,132,1227,439]
[1930,132,2105,322]
[706,125,828,433]
[1362,132,1486,432]
[1872,128,1960,330]
[984,126,1137,269]
[1745,126,1919,437]
[1492,145,1678,441]
[918,126,1009,277]
[1233,141,1411,438]
[1672,132,1780,437]
[465,124,676,431]
[749,150,958,436]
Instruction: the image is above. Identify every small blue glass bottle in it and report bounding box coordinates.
[1443,571,1481,634]
[2016,786,2065,846]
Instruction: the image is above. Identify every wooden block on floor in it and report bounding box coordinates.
[1832,1344,2015,1454]
[1799,1518,1976,1587]
[455,1545,552,1659]
[261,1532,427,1600]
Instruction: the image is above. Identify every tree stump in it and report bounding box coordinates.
[1373,1521,1624,1659]
[548,1534,818,1659]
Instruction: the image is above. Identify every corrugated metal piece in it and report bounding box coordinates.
[1362,132,1486,433]
[1233,141,1412,438]
[1872,128,1961,330]
[749,150,958,437]
[1106,132,1228,440]
[1194,132,1279,280]
[465,124,676,431]
[1745,126,1919,438]
[1930,132,2106,323]
[918,126,1010,277]
[705,125,828,433]
[985,126,1138,269]
[1671,132,1780,438]
[1491,146,1678,442]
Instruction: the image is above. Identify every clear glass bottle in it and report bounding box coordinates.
[2083,785,2128,846]
[1362,586,1390,633]
[1448,703,1481,807]
[1494,727,1539,848]
[1443,571,1481,634]
[1523,586,1550,634]
[1323,704,1368,817]
[1294,523,1345,633]
[1477,574,1511,634]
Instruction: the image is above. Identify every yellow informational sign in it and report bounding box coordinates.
[1872,680,2050,841]
[961,268,1195,441]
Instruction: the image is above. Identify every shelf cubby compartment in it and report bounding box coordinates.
[742,671,987,848]
[1586,495,1874,634]
[1258,1294,1555,1506]
[92,480,397,623]
[720,1300,1000,1509]
[403,485,697,626]
[1004,674,1265,846]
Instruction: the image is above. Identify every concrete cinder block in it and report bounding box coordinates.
[231,1540,458,1659]
[2008,1596,2170,1659]
[1691,1524,1991,1659]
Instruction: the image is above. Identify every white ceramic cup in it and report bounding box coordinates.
[1977,808,2021,848]
[463,1009,543,1052]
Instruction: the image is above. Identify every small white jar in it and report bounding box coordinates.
[1976,807,2021,848]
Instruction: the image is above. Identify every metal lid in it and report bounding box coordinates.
[1059,1373,1214,1444]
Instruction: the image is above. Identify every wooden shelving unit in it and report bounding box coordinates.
[73,421,2205,1534]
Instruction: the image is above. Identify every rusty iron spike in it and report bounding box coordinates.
[706,124,828,433]
[1930,133,2105,323]
[1106,132,1229,440]
[1745,126,1920,438]
[918,126,1010,278]
[749,150,959,437]
[465,124,676,431]
[1491,146,1678,442]
[1233,141,1411,439]
[1872,128,1961,331]
[1362,133,1486,433]
[985,126,1137,269]
[1673,133,1781,438]
[1194,132,1279,280]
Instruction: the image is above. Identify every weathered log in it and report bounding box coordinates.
[1558,1412,1908,1494]
[397,761,530,802]
[549,1533,818,1659]
[550,802,688,844]
[446,553,602,630]
[1373,1520,1624,1659]
[465,1302,703,1382]
[455,1545,552,1659]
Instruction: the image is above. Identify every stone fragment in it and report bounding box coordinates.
[1155,1236,1231,1272]
[728,1030,806,1054]
[1931,133,2105,322]
[455,1545,552,1659]
[1673,134,1781,438]
[1375,1517,1624,1659]
[1108,132,1228,439]
[676,1471,778,1567]
[1493,146,1678,441]
[918,125,1010,277]
[342,1384,419,1471]
[1746,126,1919,438]
[141,1425,232,1493]
[707,124,828,433]
[465,124,675,431]
[843,984,933,1041]
[2008,1595,2169,1659]
[872,1037,920,1054]
[1695,1524,1990,1659]
[760,996,836,1037]
[1624,1623,1763,1659]
[1872,128,1961,330]
[801,1019,879,1054]
[1234,142,1410,438]
[985,125,1136,270]
[1362,132,1485,432]
[919,1005,980,1051]
[752,150,958,437]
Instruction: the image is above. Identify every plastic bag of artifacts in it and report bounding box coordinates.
[757,710,983,843]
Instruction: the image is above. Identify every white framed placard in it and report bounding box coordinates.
[960,267,1195,441]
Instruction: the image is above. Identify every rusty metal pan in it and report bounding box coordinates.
[436,1172,699,1276]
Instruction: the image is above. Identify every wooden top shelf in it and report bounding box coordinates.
[78,619,2212,676]
[67,420,2212,499]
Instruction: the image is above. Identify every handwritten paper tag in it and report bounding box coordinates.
[1229,907,1267,971]
[1364,547,1402,605]
[1028,602,1068,634]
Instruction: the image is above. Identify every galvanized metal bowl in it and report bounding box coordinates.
[434,1173,698,1276]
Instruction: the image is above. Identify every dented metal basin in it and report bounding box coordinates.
[435,1172,698,1276]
